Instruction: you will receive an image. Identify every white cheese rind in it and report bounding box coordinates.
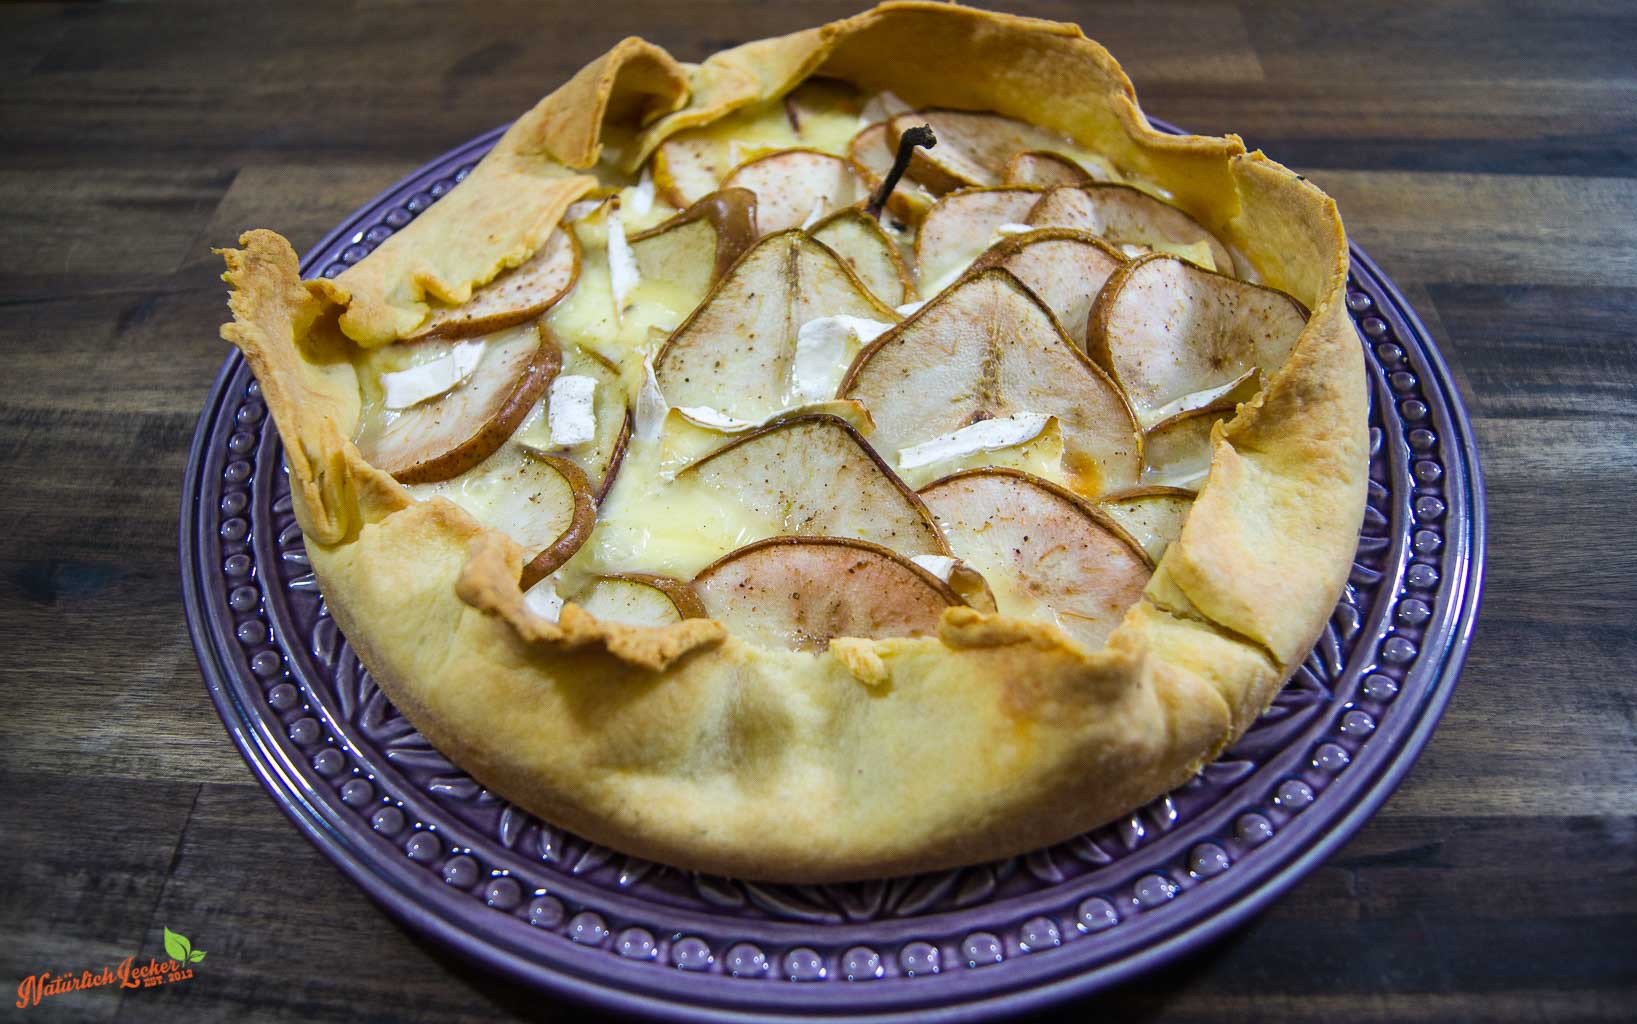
[1140,367,1258,429]
[634,354,668,442]
[792,315,892,402]
[547,374,598,447]
[606,211,640,314]
[910,554,958,582]
[380,341,485,410]
[898,412,1051,470]
[675,406,759,432]
[523,578,564,622]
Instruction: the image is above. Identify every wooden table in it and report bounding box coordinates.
[3,2,1633,1020]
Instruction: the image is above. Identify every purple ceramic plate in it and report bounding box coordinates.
[182,121,1484,1022]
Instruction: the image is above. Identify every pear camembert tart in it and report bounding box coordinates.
[218,2,1366,882]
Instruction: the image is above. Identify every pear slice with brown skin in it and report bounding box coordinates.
[654,230,898,422]
[408,228,579,341]
[721,149,872,236]
[693,536,960,651]
[567,572,706,625]
[543,344,631,501]
[809,206,915,305]
[1142,401,1232,491]
[357,322,559,483]
[628,188,758,312]
[840,267,1141,497]
[888,109,1080,192]
[914,186,1043,293]
[848,122,937,221]
[679,413,950,559]
[1097,484,1195,562]
[971,227,1124,345]
[1087,253,1307,419]
[919,468,1152,649]
[1003,151,1093,187]
[1027,184,1236,276]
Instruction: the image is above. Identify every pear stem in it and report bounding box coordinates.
[866,124,935,220]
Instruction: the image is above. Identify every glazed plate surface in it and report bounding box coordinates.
[182,122,1484,1022]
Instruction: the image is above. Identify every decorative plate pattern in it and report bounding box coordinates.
[183,122,1484,1022]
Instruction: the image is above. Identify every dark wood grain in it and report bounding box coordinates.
[2,2,1633,1020]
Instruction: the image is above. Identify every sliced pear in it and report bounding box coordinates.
[721,149,872,236]
[888,109,1082,192]
[1097,485,1196,562]
[517,343,631,499]
[567,572,705,625]
[693,536,959,651]
[1003,151,1093,187]
[914,186,1042,293]
[841,268,1141,497]
[1026,184,1236,277]
[627,188,759,313]
[413,449,595,590]
[848,122,937,221]
[970,227,1124,345]
[809,206,915,305]
[920,468,1152,649]
[652,79,861,208]
[407,228,579,341]
[1142,402,1231,491]
[357,323,558,483]
[1087,253,1307,418]
[679,413,949,559]
[654,230,898,422]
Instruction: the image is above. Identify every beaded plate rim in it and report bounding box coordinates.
[182,120,1485,1022]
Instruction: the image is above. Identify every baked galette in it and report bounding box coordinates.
[219,1,1366,882]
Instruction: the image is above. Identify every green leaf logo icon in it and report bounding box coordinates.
[162,927,194,964]
[189,950,207,963]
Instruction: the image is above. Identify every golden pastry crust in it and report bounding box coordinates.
[216,1,1366,881]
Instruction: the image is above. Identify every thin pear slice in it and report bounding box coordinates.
[1026,184,1236,276]
[848,122,937,221]
[721,149,872,235]
[914,186,1043,293]
[693,536,959,651]
[628,188,759,313]
[841,268,1141,497]
[357,323,558,483]
[1142,402,1232,491]
[809,206,915,305]
[886,109,1078,192]
[1003,151,1093,187]
[654,230,898,422]
[1097,485,1195,561]
[652,79,862,207]
[569,572,706,625]
[415,449,595,590]
[408,228,579,341]
[524,343,631,500]
[971,228,1124,344]
[920,468,1152,649]
[679,413,949,558]
[1087,253,1307,417]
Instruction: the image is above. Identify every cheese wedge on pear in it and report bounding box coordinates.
[841,268,1141,497]
[920,468,1152,649]
[1027,184,1236,277]
[678,413,950,559]
[721,149,872,235]
[693,536,960,651]
[627,188,759,314]
[1003,150,1093,187]
[1087,253,1306,418]
[518,342,631,500]
[407,228,579,341]
[357,322,559,483]
[1097,485,1195,561]
[914,187,1043,293]
[654,230,898,422]
[970,227,1124,345]
[567,572,706,625]
[808,206,915,305]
